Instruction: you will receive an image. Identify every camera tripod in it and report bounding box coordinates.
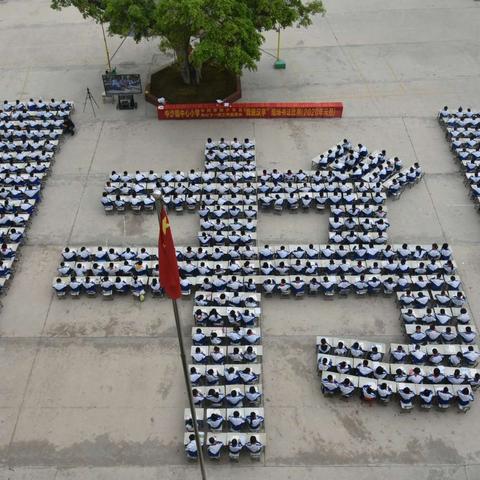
[83,87,99,117]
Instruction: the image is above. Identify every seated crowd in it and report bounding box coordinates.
[317,334,478,411]
[0,98,73,293]
[185,289,265,461]
[53,242,459,300]
[439,106,480,210]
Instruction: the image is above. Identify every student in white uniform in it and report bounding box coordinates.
[321,374,338,395]
[228,410,246,431]
[245,435,263,457]
[437,387,454,409]
[207,412,224,431]
[338,378,355,398]
[245,386,262,405]
[463,346,480,366]
[53,277,68,295]
[246,411,264,431]
[228,438,243,458]
[207,436,224,459]
[459,326,476,344]
[458,387,474,412]
[185,434,198,459]
[419,388,434,408]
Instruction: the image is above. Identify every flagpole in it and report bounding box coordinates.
[153,191,207,480]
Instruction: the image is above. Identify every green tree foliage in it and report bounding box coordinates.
[51,0,325,84]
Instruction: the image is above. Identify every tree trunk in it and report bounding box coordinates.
[174,41,195,86]
[179,53,191,85]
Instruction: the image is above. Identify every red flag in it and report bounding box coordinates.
[158,206,181,299]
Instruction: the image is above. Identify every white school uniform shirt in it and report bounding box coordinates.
[229,415,246,428]
[192,351,206,363]
[246,441,262,454]
[208,441,223,455]
[185,440,197,454]
[53,282,67,292]
[399,389,415,402]
[247,415,263,429]
[376,385,391,399]
[464,350,479,363]
[410,348,426,362]
[245,390,261,402]
[460,330,476,343]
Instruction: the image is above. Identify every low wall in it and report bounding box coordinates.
[157,102,343,120]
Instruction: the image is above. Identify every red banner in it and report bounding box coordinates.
[157,102,343,120]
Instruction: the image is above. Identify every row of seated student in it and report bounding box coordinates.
[53,275,164,299]
[191,343,261,364]
[317,337,478,364]
[0,118,65,131]
[0,138,58,153]
[58,243,455,266]
[0,199,36,215]
[0,129,62,143]
[0,175,44,189]
[318,346,479,374]
[101,193,155,211]
[56,259,458,283]
[401,307,470,325]
[319,337,478,366]
[258,243,453,260]
[199,218,256,233]
[192,327,261,346]
[198,231,255,247]
[260,273,463,296]
[328,216,389,232]
[194,292,259,307]
[254,260,457,278]
[54,271,465,297]
[2,99,72,113]
[193,308,259,328]
[320,373,475,412]
[191,385,262,408]
[390,344,479,367]
[407,324,475,345]
[185,433,264,461]
[188,411,264,435]
[193,410,264,434]
[398,289,466,307]
[107,169,256,185]
[0,161,51,176]
[180,243,453,261]
[318,353,478,382]
[259,190,387,207]
[0,187,41,202]
[317,155,402,185]
[101,195,260,213]
[205,137,255,151]
[0,148,55,160]
[204,154,256,169]
[257,170,421,196]
[189,374,261,396]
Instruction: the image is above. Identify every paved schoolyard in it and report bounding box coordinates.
[1,0,480,479]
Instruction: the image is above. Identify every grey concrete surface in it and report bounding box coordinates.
[1,0,480,478]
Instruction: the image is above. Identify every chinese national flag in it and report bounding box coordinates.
[158,206,181,299]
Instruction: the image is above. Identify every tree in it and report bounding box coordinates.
[51,0,325,85]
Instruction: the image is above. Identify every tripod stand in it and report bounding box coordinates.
[83,88,99,117]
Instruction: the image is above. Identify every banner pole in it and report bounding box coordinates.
[154,193,207,480]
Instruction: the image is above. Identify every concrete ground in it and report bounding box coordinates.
[1,0,480,478]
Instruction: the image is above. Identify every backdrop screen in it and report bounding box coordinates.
[102,74,142,95]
